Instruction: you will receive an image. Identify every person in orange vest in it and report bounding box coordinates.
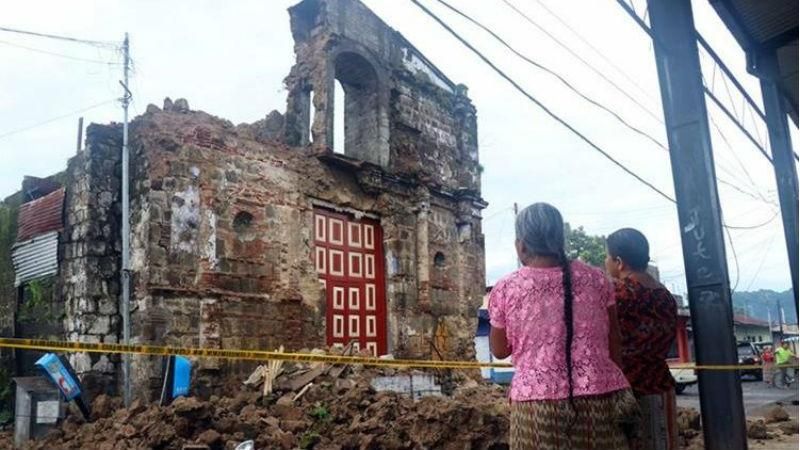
[761,346,775,387]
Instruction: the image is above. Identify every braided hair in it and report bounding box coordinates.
[515,203,576,414]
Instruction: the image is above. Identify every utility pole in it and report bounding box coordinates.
[647,1,747,449]
[751,51,799,321]
[120,32,132,407]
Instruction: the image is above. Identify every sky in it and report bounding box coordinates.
[1,0,796,298]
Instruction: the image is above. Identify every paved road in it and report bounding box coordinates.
[676,376,798,416]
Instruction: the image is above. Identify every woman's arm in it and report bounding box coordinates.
[490,326,512,359]
[607,304,623,367]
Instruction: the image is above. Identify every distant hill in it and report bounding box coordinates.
[732,289,797,325]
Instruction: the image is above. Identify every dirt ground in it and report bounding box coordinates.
[1,364,797,449]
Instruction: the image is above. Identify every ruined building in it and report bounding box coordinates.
[2,0,486,399]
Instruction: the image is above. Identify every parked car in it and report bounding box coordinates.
[737,342,763,380]
[667,339,697,394]
[670,366,698,394]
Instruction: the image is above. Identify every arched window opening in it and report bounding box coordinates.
[233,211,255,241]
[333,52,383,163]
[308,89,316,144]
[434,251,446,268]
[333,81,345,154]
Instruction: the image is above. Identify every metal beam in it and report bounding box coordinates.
[647,0,748,449]
[754,51,800,319]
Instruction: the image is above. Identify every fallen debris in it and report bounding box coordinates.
[765,405,791,423]
[9,357,795,450]
[15,355,510,450]
[747,419,769,440]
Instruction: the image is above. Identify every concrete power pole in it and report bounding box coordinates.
[120,32,132,407]
[646,0,747,449]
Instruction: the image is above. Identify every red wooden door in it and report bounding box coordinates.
[314,208,386,356]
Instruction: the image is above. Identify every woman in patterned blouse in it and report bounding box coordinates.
[606,228,678,450]
[489,203,636,450]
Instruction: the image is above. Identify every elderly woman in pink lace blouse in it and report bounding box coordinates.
[489,203,636,450]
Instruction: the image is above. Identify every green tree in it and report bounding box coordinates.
[565,224,606,268]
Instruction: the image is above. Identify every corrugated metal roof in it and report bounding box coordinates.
[16,188,64,242]
[733,314,770,327]
[730,0,797,44]
[11,231,59,286]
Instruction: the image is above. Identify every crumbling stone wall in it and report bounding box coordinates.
[284,0,482,193]
[60,124,123,396]
[63,0,486,400]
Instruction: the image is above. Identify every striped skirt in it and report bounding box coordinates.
[510,389,639,450]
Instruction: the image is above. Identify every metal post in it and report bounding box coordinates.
[76,117,83,153]
[646,0,747,449]
[120,32,132,407]
[755,51,799,320]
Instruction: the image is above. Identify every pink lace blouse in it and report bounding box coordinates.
[489,261,630,401]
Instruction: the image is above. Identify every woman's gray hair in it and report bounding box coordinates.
[515,202,566,258]
[515,202,577,422]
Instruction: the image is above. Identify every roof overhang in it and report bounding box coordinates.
[710,0,799,125]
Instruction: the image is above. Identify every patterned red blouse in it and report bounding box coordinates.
[615,276,678,396]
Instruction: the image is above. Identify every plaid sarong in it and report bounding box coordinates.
[510,389,637,450]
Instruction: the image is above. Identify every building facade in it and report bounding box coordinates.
[41,0,486,398]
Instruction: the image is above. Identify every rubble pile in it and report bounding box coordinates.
[677,404,798,449]
[19,357,510,450]
[8,352,796,450]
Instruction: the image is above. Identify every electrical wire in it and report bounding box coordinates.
[615,0,800,163]
[530,0,658,103]
[703,86,773,163]
[709,114,762,193]
[411,0,676,203]
[0,99,118,140]
[432,0,669,151]
[0,39,122,65]
[0,26,118,49]
[724,223,740,292]
[723,210,780,230]
[744,234,776,292]
[500,0,664,124]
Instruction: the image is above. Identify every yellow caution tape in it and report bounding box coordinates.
[0,338,796,371]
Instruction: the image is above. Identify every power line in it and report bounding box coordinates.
[0,39,122,65]
[718,178,777,206]
[432,0,669,151]
[708,114,777,205]
[0,26,118,49]
[0,99,117,140]
[614,0,800,163]
[695,33,766,122]
[724,224,740,292]
[744,234,776,291]
[500,0,664,124]
[723,210,779,230]
[530,0,658,103]
[709,114,760,189]
[416,0,774,293]
[703,86,773,163]
[411,0,676,203]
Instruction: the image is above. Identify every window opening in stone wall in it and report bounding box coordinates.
[434,252,446,268]
[333,81,345,154]
[333,52,380,160]
[233,211,255,241]
[308,89,316,144]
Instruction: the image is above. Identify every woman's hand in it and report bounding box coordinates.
[490,326,512,359]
